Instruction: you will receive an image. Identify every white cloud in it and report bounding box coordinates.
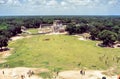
[6,0,21,6]
[0,0,120,16]
[0,0,119,6]
[61,1,67,6]
[66,0,92,6]
[27,0,46,5]
[46,0,58,6]
[67,0,102,6]
[1,0,119,8]
[60,1,69,9]
[0,0,6,4]
[108,0,118,5]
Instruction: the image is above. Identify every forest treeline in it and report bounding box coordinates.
[0,16,120,49]
[65,16,120,47]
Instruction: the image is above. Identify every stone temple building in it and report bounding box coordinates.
[51,20,63,32]
[39,20,66,34]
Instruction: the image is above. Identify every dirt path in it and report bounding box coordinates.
[11,36,24,41]
[46,32,68,35]
[0,68,117,79]
[78,37,86,41]
[58,70,117,79]
[11,35,32,41]
[0,67,48,79]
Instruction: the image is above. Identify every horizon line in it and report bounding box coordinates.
[0,14,120,17]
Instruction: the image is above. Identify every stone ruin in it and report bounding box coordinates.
[51,20,63,32]
[39,20,66,34]
[21,26,31,34]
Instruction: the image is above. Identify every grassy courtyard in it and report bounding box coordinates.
[27,28,39,34]
[1,34,120,71]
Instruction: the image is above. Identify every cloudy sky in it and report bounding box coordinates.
[0,0,120,16]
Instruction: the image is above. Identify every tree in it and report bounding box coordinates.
[65,24,76,35]
[76,23,90,33]
[112,25,120,34]
[0,30,12,38]
[117,34,120,42]
[98,30,117,47]
[0,35,9,50]
[90,28,100,40]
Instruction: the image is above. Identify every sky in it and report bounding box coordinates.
[0,0,120,16]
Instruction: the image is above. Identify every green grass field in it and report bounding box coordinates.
[27,28,39,34]
[1,34,120,71]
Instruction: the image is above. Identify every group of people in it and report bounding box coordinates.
[21,70,34,79]
[1,69,120,79]
[1,70,34,79]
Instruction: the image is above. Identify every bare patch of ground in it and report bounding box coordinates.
[73,34,87,41]
[78,37,86,41]
[113,43,120,48]
[11,35,32,41]
[11,36,24,41]
[0,67,48,79]
[0,48,12,63]
[58,70,117,79]
[46,32,68,35]
[0,68,118,79]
